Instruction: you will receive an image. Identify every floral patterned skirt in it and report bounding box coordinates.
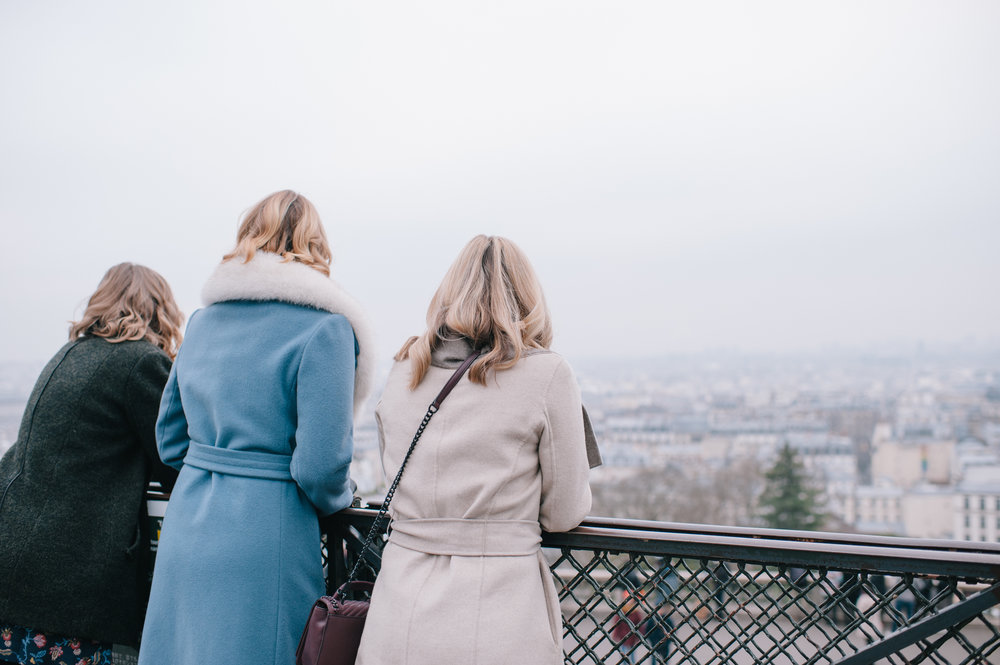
[0,623,112,665]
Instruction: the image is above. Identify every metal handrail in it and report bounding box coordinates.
[333,507,1000,577]
[544,519,1000,580]
[580,515,1000,555]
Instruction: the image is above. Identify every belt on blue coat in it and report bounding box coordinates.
[388,518,542,556]
[183,441,293,481]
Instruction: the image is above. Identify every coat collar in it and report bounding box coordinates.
[430,337,478,368]
[428,336,552,369]
[201,252,376,415]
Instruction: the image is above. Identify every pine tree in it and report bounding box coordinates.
[758,443,826,531]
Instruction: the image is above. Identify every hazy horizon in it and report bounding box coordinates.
[2,1,998,365]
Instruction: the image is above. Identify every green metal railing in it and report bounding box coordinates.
[322,509,1000,665]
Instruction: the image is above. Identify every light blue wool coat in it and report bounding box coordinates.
[138,253,375,665]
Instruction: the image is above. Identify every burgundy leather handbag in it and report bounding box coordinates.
[295,351,480,665]
[296,581,374,665]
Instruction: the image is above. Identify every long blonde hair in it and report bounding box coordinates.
[69,263,184,359]
[223,190,332,276]
[397,235,553,388]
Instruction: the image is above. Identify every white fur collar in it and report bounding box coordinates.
[201,252,376,415]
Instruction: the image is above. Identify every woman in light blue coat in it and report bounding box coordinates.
[138,191,375,665]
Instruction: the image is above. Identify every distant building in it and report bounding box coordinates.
[847,437,1000,540]
[870,426,954,488]
[953,449,1000,542]
[846,484,904,535]
[900,485,955,540]
[954,489,1000,543]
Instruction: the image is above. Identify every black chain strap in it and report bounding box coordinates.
[339,351,480,595]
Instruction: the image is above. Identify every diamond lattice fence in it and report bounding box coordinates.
[322,511,1000,665]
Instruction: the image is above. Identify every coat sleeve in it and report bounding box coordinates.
[155,361,190,471]
[538,356,592,533]
[127,349,180,489]
[289,314,357,516]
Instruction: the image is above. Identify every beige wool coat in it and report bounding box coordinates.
[356,341,593,665]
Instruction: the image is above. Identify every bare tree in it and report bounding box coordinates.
[591,458,764,526]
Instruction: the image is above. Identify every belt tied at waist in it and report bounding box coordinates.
[389,518,541,556]
[184,441,293,481]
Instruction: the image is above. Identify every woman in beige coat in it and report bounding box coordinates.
[356,235,592,665]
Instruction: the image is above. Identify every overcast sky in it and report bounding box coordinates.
[2,1,998,366]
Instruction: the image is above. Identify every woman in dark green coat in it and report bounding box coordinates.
[0,263,184,665]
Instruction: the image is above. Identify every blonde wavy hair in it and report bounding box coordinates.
[223,189,332,276]
[69,263,184,359]
[397,235,553,388]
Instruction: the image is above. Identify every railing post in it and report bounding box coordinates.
[830,582,1000,665]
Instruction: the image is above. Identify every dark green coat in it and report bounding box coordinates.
[0,337,177,646]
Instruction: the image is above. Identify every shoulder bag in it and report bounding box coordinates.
[295,351,480,665]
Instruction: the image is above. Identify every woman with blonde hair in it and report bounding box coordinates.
[138,190,374,665]
[356,235,592,665]
[0,263,183,664]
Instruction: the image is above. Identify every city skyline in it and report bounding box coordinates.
[2,1,999,364]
